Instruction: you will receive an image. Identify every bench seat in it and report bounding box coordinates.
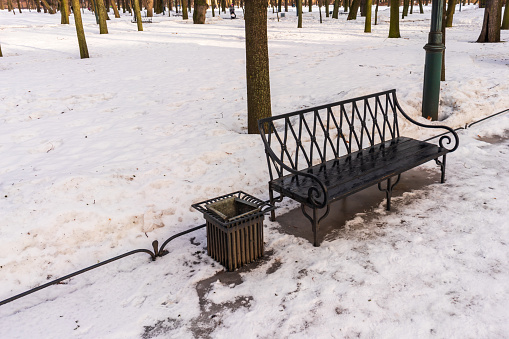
[271,137,448,208]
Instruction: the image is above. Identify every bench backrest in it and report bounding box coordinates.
[258,89,401,181]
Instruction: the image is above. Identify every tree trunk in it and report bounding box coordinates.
[133,0,143,30]
[445,0,455,27]
[388,0,400,37]
[298,0,303,27]
[501,0,508,29]
[0,0,4,11]
[319,0,322,21]
[7,0,12,11]
[60,0,69,23]
[477,0,501,42]
[365,0,372,31]
[193,0,207,22]
[211,0,215,16]
[96,0,108,33]
[71,0,89,58]
[182,0,189,18]
[325,0,329,16]
[347,0,360,19]
[360,0,366,16]
[344,0,349,11]
[146,0,153,16]
[309,0,312,11]
[110,0,120,17]
[410,0,413,14]
[40,0,55,13]
[402,0,409,18]
[0,44,3,57]
[332,0,339,17]
[418,0,423,12]
[374,0,379,24]
[245,0,272,134]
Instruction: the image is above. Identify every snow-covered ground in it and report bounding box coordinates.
[1,4,508,338]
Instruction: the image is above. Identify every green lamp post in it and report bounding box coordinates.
[422,0,445,121]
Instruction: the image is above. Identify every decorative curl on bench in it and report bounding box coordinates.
[259,89,459,246]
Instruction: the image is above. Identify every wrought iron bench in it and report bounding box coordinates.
[132,15,153,23]
[258,89,459,246]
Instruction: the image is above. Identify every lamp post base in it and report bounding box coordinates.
[422,32,445,121]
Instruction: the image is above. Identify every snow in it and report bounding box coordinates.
[1,4,509,338]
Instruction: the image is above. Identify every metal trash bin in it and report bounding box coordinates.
[192,191,273,271]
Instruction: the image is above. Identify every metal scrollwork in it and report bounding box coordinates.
[392,93,459,153]
[438,134,457,152]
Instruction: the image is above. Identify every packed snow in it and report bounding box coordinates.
[1,4,508,338]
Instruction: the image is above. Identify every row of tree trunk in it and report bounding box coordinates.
[0,0,462,12]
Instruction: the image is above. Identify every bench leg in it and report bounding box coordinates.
[435,155,447,183]
[312,207,318,247]
[269,188,276,222]
[301,204,330,247]
[377,174,401,211]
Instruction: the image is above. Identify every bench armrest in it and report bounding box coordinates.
[393,96,459,153]
[267,150,329,209]
[259,125,329,209]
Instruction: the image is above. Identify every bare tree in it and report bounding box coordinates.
[298,0,303,27]
[111,0,121,17]
[347,0,360,19]
[477,0,502,42]
[332,0,339,18]
[365,0,372,31]
[40,0,55,13]
[389,0,400,37]
[71,0,89,58]
[194,0,208,23]
[445,0,455,27]
[375,0,379,24]
[147,0,154,16]
[182,0,189,19]
[133,0,144,30]
[245,0,272,134]
[61,0,70,24]
[96,0,108,33]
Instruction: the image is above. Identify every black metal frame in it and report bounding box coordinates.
[192,191,275,227]
[258,89,459,246]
